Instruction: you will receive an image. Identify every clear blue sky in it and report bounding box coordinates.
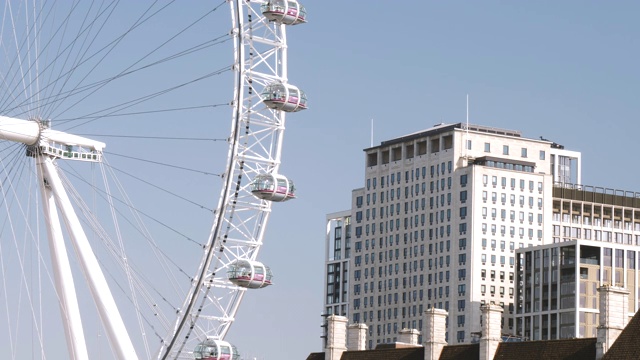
[0,1,639,359]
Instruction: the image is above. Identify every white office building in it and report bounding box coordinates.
[322,123,581,348]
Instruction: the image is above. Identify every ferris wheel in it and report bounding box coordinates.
[0,1,306,359]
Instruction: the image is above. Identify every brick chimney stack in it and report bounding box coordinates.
[325,315,348,360]
[479,303,503,360]
[423,308,448,360]
[347,323,367,351]
[399,328,420,345]
[596,285,629,360]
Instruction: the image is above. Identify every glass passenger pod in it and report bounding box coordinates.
[261,0,307,25]
[261,82,307,112]
[250,173,296,202]
[193,339,240,360]
[228,259,273,289]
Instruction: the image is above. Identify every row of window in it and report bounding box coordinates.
[482,223,543,239]
[552,226,640,244]
[482,142,545,160]
[354,252,453,272]
[483,176,543,192]
[358,218,469,239]
[481,269,515,282]
[480,254,516,267]
[554,212,640,231]
[482,207,543,223]
[480,284,513,297]
[483,191,543,209]
[366,167,437,191]
[481,239,521,252]
[363,179,468,207]
[365,163,466,190]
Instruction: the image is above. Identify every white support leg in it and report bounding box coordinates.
[41,157,138,360]
[36,158,89,360]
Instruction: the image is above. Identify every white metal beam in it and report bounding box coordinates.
[41,157,138,360]
[36,158,89,360]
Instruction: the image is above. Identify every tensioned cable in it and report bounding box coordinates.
[57,103,228,122]
[7,33,231,119]
[58,165,174,355]
[59,164,203,247]
[60,65,232,130]
[105,151,221,177]
[77,134,227,141]
[2,0,117,115]
[106,164,214,212]
[41,0,122,118]
[97,159,189,308]
[0,147,47,358]
[100,162,151,358]
[0,0,88,115]
[48,1,227,121]
[60,161,193,285]
[59,160,195,318]
[42,0,169,118]
[5,4,228,121]
[0,143,30,359]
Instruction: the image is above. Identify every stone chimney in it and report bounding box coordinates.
[399,328,420,345]
[479,303,503,360]
[347,323,367,351]
[596,285,629,360]
[423,308,448,360]
[325,315,348,360]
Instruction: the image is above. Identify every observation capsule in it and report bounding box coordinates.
[261,82,307,112]
[250,173,296,202]
[228,259,273,289]
[261,0,307,25]
[193,339,239,360]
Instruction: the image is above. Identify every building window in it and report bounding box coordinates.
[458,284,466,296]
[484,143,490,152]
[503,145,509,155]
[458,269,466,280]
[466,140,472,150]
[521,148,528,158]
[460,175,468,187]
[539,150,545,160]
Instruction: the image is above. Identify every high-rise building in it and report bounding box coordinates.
[515,184,640,340]
[322,123,582,348]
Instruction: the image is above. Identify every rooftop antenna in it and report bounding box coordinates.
[465,94,469,158]
[370,118,374,147]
